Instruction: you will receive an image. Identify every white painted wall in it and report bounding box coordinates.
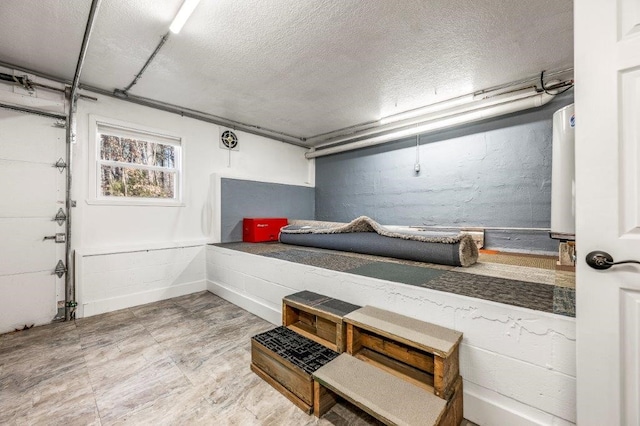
[206,245,576,425]
[76,244,207,317]
[70,91,312,317]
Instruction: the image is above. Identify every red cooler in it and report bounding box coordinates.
[242,218,288,242]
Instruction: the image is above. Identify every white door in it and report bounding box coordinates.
[575,0,640,424]
[0,108,66,334]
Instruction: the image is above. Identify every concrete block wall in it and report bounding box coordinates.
[315,93,574,254]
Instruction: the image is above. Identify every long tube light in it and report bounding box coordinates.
[314,86,546,150]
[305,90,556,159]
[379,94,474,125]
[305,70,572,146]
[169,0,202,34]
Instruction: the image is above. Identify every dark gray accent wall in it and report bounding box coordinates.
[315,92,574,253]
[221,178,315,242]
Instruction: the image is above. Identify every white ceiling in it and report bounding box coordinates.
[0,0,573,146]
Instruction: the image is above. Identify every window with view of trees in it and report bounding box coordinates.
[96,123,181,202]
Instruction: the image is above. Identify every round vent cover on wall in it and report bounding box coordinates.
[220,130,238,150]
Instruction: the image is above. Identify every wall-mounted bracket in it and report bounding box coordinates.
[54,158,67,173]
[54,208,67,226]
[54,260,67,278]
[43,233,66,243]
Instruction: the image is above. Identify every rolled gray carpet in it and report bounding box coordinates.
[279,216,478,267]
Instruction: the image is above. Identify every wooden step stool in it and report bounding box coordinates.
[282,290,361,352]
[251,326,339,414]
[313,305,464,425]
[345,305,462,400]
[313,353,463,426]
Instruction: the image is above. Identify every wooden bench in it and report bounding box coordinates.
[251,326,339,414]
[344,306,462,400]
[283,290,361,352]
[313,353,463,426]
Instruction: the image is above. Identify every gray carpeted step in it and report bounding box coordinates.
[344,306,462,358]
[313,353,447,426]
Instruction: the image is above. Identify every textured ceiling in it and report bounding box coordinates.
[0,0,91,79]
[0,0,573,145]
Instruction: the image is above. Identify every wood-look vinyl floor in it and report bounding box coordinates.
[0,292,476,425]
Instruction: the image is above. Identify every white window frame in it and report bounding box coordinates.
[88,115,184,206]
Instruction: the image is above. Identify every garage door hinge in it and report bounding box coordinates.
[54,208,67,226]
[54,158,67,173]
[54,260,66,278]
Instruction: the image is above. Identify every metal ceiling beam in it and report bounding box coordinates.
[0,60,72,86]
[0,102,66,120]
[0,60,309,147]
[65,0,102,321]
[304,67,574,146]
[69,1,101,99]
[115,32,170,97]
[86,85,309,147]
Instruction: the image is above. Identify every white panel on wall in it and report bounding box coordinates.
[78,245,206,317]
[0,163,60,217]
[619,67,640,236]
[0,106,66,334]
[622,289,640,425]
[0,219,57,275]
[619,0,640,39]
[0,273,57,333]
[0,110,65,162]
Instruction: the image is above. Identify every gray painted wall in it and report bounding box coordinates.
[220,178,315,242]
[315,92,574,253]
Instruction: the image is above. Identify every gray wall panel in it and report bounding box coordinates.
[221,178,315,242]
[315,93,574,253]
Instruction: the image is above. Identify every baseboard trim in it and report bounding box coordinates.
[206,280,281,325]
[79,280,207,318]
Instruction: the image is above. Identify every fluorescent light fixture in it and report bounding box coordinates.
[379,94,473,125]
[305,90,556,159]
[169,0,202,34]
[313,86,547,150]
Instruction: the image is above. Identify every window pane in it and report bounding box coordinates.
[100,165,175,199]
[100,134,176,168]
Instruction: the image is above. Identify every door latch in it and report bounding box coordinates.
[43,233,66,243]
[586,251,640,270]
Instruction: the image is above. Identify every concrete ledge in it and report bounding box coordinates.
[207,279,281,325]
[206,245,576,424]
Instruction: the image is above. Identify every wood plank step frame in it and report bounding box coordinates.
[344,306,462,399]
[283,290,361,352]
[313,353,463,426]
[251,326,339,413]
